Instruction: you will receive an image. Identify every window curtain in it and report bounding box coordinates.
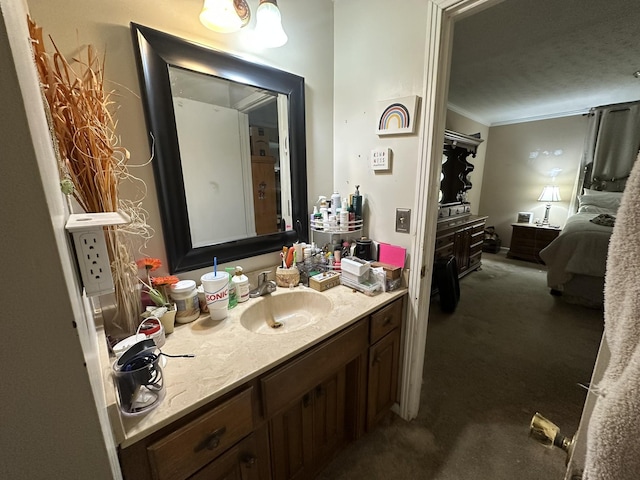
[583,100,640,191]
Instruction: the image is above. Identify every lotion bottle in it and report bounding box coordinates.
[233,266,250,303]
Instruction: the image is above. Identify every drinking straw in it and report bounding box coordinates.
[214,257,217,275]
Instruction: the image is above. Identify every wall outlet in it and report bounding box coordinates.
[71,229,114,297]
[65,212,129,297]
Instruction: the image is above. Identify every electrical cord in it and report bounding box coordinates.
[116,348,195,414]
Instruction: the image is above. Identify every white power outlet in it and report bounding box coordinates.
[66,212,129,297]
[71,229,114,297]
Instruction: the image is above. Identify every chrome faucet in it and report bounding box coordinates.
[249,271,277,298]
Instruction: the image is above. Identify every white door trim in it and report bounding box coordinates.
[399,0,503,420]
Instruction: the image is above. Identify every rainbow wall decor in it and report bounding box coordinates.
[376,95,419,135]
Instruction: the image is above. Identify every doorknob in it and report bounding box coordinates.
[529,412,575,462]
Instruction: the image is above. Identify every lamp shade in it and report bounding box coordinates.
[200,0,250,33]
[538,185,561,203]
[255,0,288,48]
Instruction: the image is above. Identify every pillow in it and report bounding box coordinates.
[583,188,624,197]
[578,193,622,213]
[578,204,617,214]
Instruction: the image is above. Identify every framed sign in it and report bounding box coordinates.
[376,95,419,135]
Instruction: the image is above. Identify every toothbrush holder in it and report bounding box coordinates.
[276,266,300,288]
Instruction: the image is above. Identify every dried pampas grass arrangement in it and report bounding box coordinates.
[29,17,153,336]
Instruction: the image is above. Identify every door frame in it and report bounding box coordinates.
[399,0,505,419]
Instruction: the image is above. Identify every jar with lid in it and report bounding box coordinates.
[170,280,200,324]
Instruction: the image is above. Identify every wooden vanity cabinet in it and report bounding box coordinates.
[119,296,405,480]
[262,320,368,480]
[367,297,404,430]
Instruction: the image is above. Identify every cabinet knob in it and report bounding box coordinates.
[242,454,257,468]
[199,426,226,451]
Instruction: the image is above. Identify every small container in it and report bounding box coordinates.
[170,280,200,324]
[276,266,300,287]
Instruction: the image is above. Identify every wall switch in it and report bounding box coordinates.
[371,148,391,171]
[395,208,411,233]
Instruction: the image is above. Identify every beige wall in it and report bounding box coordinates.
[479,115,588,246]
[1,0,116,476]
[26,0,335,280]
[445,109,490,215]
[333,0,428,255]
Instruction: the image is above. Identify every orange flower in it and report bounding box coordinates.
[151,275,180,287]
[136,257,162,272]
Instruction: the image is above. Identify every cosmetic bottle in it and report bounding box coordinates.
[331,191,341,217]
[352,185,363,220]
[339,199,349,231]
[232,266,250,303]
[225,267,238,308]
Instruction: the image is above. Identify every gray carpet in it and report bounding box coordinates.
[317,251,604,479]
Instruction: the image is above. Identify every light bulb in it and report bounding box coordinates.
[255,1,288,48]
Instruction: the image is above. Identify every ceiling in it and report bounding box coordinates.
[448,0,640,126]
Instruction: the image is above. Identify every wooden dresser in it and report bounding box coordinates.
[507,223,561,263]
[434,214,487,279]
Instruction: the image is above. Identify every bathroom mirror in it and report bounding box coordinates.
[131,23,308,273]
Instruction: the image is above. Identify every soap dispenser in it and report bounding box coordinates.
[232,266,250,303]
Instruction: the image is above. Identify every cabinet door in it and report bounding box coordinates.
[188,434,260,480]
[367,329,400,430]
[270,368,347,480]
[454,229,471,274]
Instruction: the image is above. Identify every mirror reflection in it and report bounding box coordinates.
[169,67,289,246]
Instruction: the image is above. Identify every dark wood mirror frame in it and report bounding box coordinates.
[131,23,308,273]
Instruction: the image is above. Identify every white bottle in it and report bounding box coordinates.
[331,192,341,216]
[339,199,349,231]
[319,196,330,231]
[232,266,250,303]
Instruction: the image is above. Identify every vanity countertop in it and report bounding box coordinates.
[101,284,407,448]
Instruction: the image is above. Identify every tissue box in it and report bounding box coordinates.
[309,271,341,291]
[341,257,370,276]
[371,262,402,280]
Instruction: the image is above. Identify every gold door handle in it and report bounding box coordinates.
[529,413,574,461]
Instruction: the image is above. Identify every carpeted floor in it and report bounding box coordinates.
[317,251,604,479]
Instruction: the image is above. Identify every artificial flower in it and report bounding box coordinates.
[151,275,180,287]
[136,257,162,272]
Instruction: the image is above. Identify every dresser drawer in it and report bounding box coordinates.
[370,297,403,344]
[147,388,254,480]
[435,231,455,249]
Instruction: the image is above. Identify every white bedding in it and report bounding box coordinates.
[539,212,614,289]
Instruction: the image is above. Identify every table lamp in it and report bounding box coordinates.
[538,185,561,226]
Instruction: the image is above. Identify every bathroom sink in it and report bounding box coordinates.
[239,290,332,334]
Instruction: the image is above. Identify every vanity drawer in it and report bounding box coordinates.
[147,387,254,480]
[261,320,368,417]
[370,297,403,344]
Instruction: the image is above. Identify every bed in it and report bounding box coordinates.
[539,189,622,308]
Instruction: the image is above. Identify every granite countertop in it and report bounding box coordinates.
[101,284,407,448]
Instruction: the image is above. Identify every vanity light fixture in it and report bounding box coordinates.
[538,185,561,226]
[255,0,288,48]
[199,0,250,33]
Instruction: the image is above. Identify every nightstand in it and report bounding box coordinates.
[507,223,561,263]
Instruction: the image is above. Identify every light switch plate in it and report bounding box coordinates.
[395,208,411,233]
[371,148,390,171]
